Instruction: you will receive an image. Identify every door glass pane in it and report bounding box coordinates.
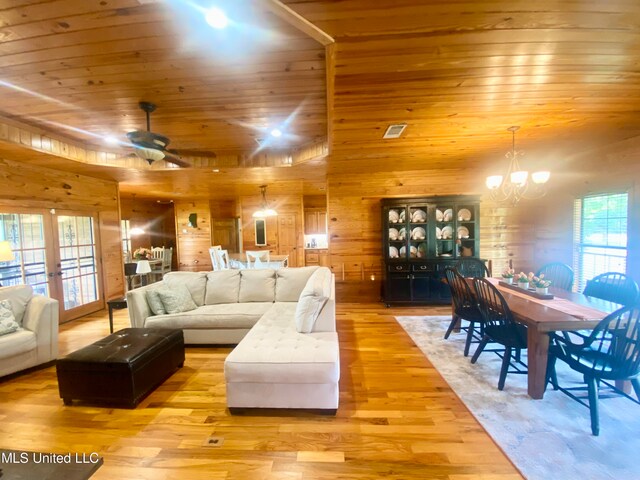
[57,215,99,310]
[0,213,49,296]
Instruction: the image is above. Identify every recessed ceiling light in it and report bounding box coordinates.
[212,169,220,173]
[270,128,282,138]
[205,7,228,29]
[104,135,119,145]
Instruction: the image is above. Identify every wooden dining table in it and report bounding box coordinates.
[462,278,621,399]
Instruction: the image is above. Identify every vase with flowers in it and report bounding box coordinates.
[133,247,152,260]
[516,272,533,290]
[501,268,515,284]
[531,274,552,294]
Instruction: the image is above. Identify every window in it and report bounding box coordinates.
[0,213,49,296]
[121,219,131,257]
[573,192,628,292]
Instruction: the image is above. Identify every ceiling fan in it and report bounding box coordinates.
[126,101,190,168]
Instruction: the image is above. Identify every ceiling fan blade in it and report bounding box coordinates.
[164,150,191,168]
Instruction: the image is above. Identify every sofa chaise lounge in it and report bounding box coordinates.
[126,266,339,411]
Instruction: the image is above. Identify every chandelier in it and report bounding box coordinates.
[485,126,550,205]
[252,185,278,217]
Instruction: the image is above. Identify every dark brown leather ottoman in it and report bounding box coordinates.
[56,328,184,408]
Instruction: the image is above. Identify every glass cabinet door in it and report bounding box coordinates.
[455,203,478,258]
[407,204,428,259]
[386,206,407,261]
[434,203,455,259]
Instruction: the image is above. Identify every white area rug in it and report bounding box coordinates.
[396,316,640,480]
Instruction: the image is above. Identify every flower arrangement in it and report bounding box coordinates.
[501,268,515,279]
[531,274,552,288]
[501,268,515,283]
[133,247,152,260]
[516,272,533,284]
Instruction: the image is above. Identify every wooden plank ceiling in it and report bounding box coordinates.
[2,1,640,197]
[284,0,640,176]
[0,0,328,198]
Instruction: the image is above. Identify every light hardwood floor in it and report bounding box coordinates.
[0,303,522,479]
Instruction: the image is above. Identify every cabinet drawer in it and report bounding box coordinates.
[388,263,409,273]
[412,264,435,272]
[306,253,319,262]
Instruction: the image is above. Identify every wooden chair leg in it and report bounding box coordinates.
[631,378,640,401]
[463,322,475,357]
[444,316,458,340]
[545,353,559,391]
[470,334,490,364]
[586,376,600,436]
[498,347,511,391]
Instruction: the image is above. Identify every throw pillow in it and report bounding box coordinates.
[275,267,319,302]
[0,284,33,325]
[295,294,328,333]
[0,299,20,336]
[156,284,197,315]
[145,289,167,315]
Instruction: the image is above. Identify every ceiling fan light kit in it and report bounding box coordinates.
[126,102,191,168]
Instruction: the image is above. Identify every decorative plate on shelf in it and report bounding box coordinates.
[436,227,442,239]
[399,209,406,223]
[399,246,406,257]
[436,209,444,221]
[458,208,472,221]
[389,209,400,223]
[389,246,399,258]
[457,226,470,239]
[441,225,453,239]
[443,209,453,221]
[398,227,406,240]
[411,226,426,240]
[417,242,427,258]
[411,209,427,223]
[389,228,399,240]
[409,245,418,258]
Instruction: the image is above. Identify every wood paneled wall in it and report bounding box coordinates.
[174,200,212,271]
[120,197,176,254]
[532,137,640,285]
[239,194,305,266]
[326,167,541,297]
[0,157,123,301]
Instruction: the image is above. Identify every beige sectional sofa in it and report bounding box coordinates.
[126,266,339,411]
[0,285,59,378]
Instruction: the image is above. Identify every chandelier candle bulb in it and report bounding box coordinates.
[532,171,551,184]
[486,175,503,190]
[510,170,528,187]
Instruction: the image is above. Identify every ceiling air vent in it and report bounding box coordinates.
[383,123,407,139]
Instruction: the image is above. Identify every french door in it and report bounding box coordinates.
[0,208,103,322]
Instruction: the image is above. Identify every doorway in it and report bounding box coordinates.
[277,214,298,267]
[0,209,103,322]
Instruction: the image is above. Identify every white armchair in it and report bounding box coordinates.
[0,285,59,378]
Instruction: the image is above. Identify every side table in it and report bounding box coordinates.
[107,297,127,333]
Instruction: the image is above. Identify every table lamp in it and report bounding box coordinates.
[0,241,14,287]
[136,260,152,286]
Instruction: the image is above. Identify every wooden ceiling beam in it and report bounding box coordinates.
[259,0,334,46]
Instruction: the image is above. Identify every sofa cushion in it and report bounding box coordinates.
[0,329,36,360]
[225,303,339,384]
[239,269,276,303]
[144,302,273,330]
[300,267,332,298]
[0,285,33,325]
[162,271,207,306]
[205,270,241,305]
[0,299,19,336]
[295,295,328,333]
[145,290,167,315]
[275,266,318,302]
[156,284,197,314]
